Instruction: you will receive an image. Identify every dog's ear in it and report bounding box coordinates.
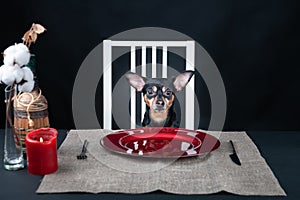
[173,71,194,92]
[125,72,146,92]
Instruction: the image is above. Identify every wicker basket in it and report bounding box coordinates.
[13,88,50,153]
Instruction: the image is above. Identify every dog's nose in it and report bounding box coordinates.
[156,100,164,106]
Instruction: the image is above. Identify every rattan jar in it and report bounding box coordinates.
[13,55,50,153]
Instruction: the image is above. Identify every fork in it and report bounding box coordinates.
[77,140,88,160]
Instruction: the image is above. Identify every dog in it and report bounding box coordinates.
[126,71,194,127]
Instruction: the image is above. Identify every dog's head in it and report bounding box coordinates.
[126,71,194,113]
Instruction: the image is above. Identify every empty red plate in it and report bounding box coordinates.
[100,127,220,158]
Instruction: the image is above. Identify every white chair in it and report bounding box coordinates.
[103,40,195,130]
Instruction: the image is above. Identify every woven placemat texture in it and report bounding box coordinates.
[36,129,286,196]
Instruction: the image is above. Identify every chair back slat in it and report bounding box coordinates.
[141,46,147,123]
[103,40,112,129]
[162,46,168,78]
[185,41,195,129]
[130,46,136,129]
[152,47,157,78]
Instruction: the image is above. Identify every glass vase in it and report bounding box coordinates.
[3,85,25,170]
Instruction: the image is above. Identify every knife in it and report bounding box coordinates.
[229,140,241,166]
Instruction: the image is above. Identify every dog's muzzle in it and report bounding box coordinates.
[152,100,167,112]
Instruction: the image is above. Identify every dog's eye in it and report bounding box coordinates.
[147,89,155,96]
[164,91,172,96]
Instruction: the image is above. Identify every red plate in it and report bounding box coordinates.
[100,127,220,158]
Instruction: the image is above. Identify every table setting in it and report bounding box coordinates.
[36,128,286,196]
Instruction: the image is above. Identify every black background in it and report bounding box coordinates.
[0,0,299,130]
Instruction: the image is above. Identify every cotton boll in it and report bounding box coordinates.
[0,65,5,82]
[12,66,24,83]
[3,54,15,66]
[0,64,24,85]
[4,43,28,55]
[14,50,30,66]
[1,65,15,85]
[22,67,34,81]
[15,43,29,52]
[3,44,17,55]
[0,64,5,74]
[18,80,35,92]
[3,43,30,66]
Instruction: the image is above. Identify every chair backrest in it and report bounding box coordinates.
[103,40,195,130]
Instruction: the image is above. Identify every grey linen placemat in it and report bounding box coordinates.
[36,129,286,196]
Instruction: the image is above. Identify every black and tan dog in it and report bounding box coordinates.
[126,71,194,127]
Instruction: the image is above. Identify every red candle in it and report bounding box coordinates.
[25,128,58,175]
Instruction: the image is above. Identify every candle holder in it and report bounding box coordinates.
[3,85,25,170]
